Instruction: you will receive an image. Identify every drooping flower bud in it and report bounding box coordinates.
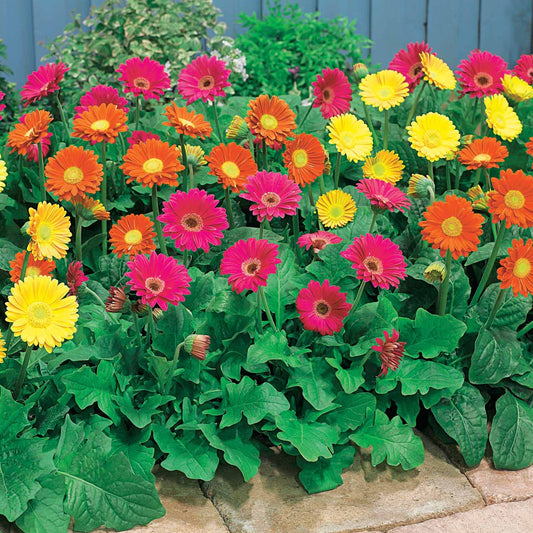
[105,286,127,313]
[407,174,435,200]
[183,334,211,361]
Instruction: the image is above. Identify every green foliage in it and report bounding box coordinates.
[0,38,18,136]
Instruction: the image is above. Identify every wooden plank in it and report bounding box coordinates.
[213,0,262,36]
[318,0,371,41]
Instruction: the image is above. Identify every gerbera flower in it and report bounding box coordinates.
[184,334,211,361]
[72,196,110,221]
[220,238,281,294]
[420,52,456,90]
[296,279,351,335]
[117,57,170,101]
[316,189,356,228]
[502,74,533,102]
[72,103,128,145]
[105,286,128,313]
[419,194,485,259]
[27,202,71,260]
[74,84,129,119]
[341,233,407,289]
[0,157,7,193]
[359,70,409,111]
[162,102,213,139]
[484,94,522,141]
[205,142,258,193]
[298,231,343,253]
[457,137,508,170]
[0,333,5,365]
[283,133,325,186]
[226,115,249,141]
[362,150,405,183]
[240,171,301,222]
[498,238,533,297]
[9,251,55,283]
[373,329,405,377]
[467,185,489,211]
[488,169,533,228]
[158,188,228,252]
[177,54,231,105]
[109,214,156,258]
[7,109,53,156]
[6,275,78,353]
[513,54,533,84]
[20,62,69,107]
[311,67,352,119]
[356,179,411,213]
[66,261,88,296]
[126,252,191,310]
[121,139,183,188]
[456,50,507,98]
[245,95,297,148]
[389,41,432,92]
[127,130,160,146]
[327,113,373,162]
[18,113,53,163]
[407,112,460,161]
[179,145,206,172]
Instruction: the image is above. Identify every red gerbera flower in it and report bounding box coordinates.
[117,57,170,101]
[20,62,69,107]
[74,84,129,119]
[456,50,508,98]
[356,178,411,213]
[297,231,343,253]
[311,67,352,119]
[388,41,432,92]
[373,329,405,377]
[66,261,88,296]
[513,54,533,85]
[127,130,161,146]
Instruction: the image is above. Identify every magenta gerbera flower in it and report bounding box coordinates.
[456,50,508,98]
[74,84,129,119]
[66,261,88,296]
[126,251,191,310]
[20,62,69,107]
[220,238,281,294]
[296,279,351,336]
[513,54,533,85]
[298,231,343,253]
[373,329,405,377]
[311,67,352,119]
[127,130,161,146]
[177,55,231,105]
[341,233,407,289]
[356,179,411,213]
[0,91,5,120]
[158,188,229,252]
[240,171,302,222]
[19,114,52,163]
[117,57,170,101]
[389,41,432,92]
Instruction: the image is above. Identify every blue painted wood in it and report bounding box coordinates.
[317,0,371,48]
[213,0,262,36]
[264,0,317,14]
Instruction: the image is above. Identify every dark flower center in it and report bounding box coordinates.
[312,238,327,250]
[242,258,261,276]
[199,75,215,90]
[364,255,383,274]
[410,63,423,78]
[261,192,281,207]
[181,213,203,233]
[474,72,493,88]
[316,302,330,315]
[322,88,334,102]
[133,77,150,89]
[145,276,165,295]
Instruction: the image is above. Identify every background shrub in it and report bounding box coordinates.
[0,39,17,136]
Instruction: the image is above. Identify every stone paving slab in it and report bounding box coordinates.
[202,437,484,533]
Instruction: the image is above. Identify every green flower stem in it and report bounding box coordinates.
[152,185,167,254]
[256,290,263,333]
[473,168,482,187]
[135,96,141,131]
[437,250,453,316]
[259,218,265,239]
[362,102,378,145]
[13,344,33,400]
[383,109,389,150]
[147,307,154,351]
[292,210,300,244]
[84,286,119,324]
[188,163,194,191]
[179,133,189,191]
[75,208,83,262]
[53,92,70,143]
[224,188,235,229]
[351,280,366,314]
[485,287,507,329]
[405,80,427,128]
[484,168,492,191]
[517,319,533,340]
[427,160,434,180]
[164,342,184,396]
[318,174,327,196]
[445,161,451,191]
[132,313,142,348]
[262,143,268,171]
[427,184,435,204]
[470,223,506,306]
[212,99,223,141]
[183,249,189,267]
[333,152,342,189]
[298,102,314,130]
[369,209,378,233]
[100,141,108,255]
[454,159,461,190]
[38,142,46,202]
[307,184,315,206]
[258,286,277,331]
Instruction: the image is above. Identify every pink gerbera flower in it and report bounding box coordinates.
[20,62,69,107]
[356,179,411,213]
[220,238,281,294]
[0,91,5,120]
[74,84,129,119]
[19,114,52,163]
[513,54,533,85]
[389,42,432,92]
[311,67,352,119]
[373,329,405,377]
[341,233,407,289]
[296,279,351,335]
[298,231,343,253]
[177,55,231,105]
[66,261,88,296]
[240,171,302,222]
[117,57,170,101]
[158,188,229,252]
[126,251,191,310]
[456,50,508,98]
[127,130,161,146]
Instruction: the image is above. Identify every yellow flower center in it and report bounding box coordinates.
[504,190,525,209]
[372,162,386,178]
[260,114,278,130]
[178,117,194,127]
[91,119,110,132]
[379,86,393,99]
[221,161,240,179]
[143,158,164,174]
[329,206,343,218]
[423,130,442,148]
[63,166,84,184]
[26,266,41,278]
[24,127,35,138]
[38,223,53,242]
[493,113,506,128]
[441,216,463,237]
[341,132,355,147]
[292,149,308,168]
[513,258,531,279]
[473,153,491,163]
[27,301,53,328]
[124,229,143,245]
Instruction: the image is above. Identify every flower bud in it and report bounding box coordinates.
[184,334,211,361]
[353,62,369,83]
[105,286,127,313]
[424,262,447,283]
[467,185,489,211]
[407,174,435,199]
[226,115,249,142]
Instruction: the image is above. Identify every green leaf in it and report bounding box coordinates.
[245,329,292,368]
[392,393,420,427]
[306,243,358,291]
[321,392,376,432]
[465,240,513,266]
[325,358,364,393]
[0,239,20,270]
[116,393,164,429]
[152,304,194,357]
[109,426,155,482]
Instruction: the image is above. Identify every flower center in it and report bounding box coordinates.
[363,255,384,274]
[91,119,110,132]
[473,153,491,162]
[513,258,532,279]
[441,216,463,237]
[178,117,195,127]
[322,88,334,103]
[261,192,281,207]
[181,213,204,232]
[63,166,84,184]
[493,113,506,128]
[379,86,393,99]
[292,149,309,168]
[198,75,215,90]
[142,158,164,174]
[37,223,52,241]
[145,276,165,295]
[504,190,525,209]
[221,161,240,179]
[312,238,327,250]
[260,114,278,130]
[133,76,150,89]
[27,301,53,328]
[410,63,423,77]
[329,205,343,218]
[423,130,442,148]
[314,300,331,318]
[340,132,355,147]
[124,229,143,245]
[372,161,386,177]
[242,258,261,276]
[474,72,493,88]
[26,266,41,278]
[24,127,35,138]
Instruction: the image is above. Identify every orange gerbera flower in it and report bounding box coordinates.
[162,102,213,139]
[121,138,183,188]
[282,133,325,186]
[7,109,53,156]
[420,194,485,259]
[71,195,110,220]
[72,103,128,144]
[526,137,533,161]
[498,238,533,297]
[109,213,156,258]
[45,145,103,201]
[457,137,508,170]
[245,95,296,148]
[205,142,258,193]
[9,251,55,282]
[488,169,533,228]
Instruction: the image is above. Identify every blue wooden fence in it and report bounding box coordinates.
[1,0,532,88]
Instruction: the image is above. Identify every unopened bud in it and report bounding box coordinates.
[184,334,211,361]
[424,262,447,283]
[353,63,369,83]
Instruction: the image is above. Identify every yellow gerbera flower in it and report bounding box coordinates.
[362,150,405,183]
[327,114,373,162]
[407,112,460,162]
[27,202,72,260]
[0,332,5,364]
[316,189,356,228]
[6,275,78,353]
[502,74,533,103]
[0,157,7,193]
[359,70,409,111]
[420,52,456,90]
[484,94,523,141]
